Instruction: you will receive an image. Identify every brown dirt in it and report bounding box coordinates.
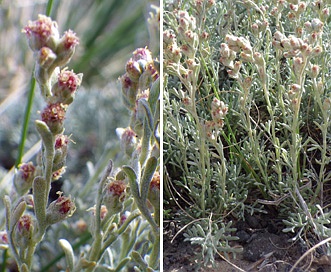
[163,218,331,272]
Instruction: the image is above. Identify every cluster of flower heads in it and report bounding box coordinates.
[19,15,82,181]
[205,98,229,140]
[4,15,81,247]
[121,47,158,110]
[220,34,267,83]
[163,3,214,74]
[23,15,82,132]
[272,18,323,59]
[118,47,159,156]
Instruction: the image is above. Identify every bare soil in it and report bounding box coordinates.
[163,214,331,272]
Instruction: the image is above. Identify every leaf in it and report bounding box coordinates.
[10,201,26,232]
[122,165,140,198]
[59,239,75,271]
[140,156,157,201]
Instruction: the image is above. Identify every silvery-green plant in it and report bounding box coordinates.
[164,0,331,268]
[1,4,160,271]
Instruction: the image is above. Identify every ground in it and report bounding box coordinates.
[163,212,331,272]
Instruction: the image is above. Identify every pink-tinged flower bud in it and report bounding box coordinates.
[146,62,159,82]
[311,45,323,57]
[181,44,195,58]
[271,7,279,17]
[304,21,313,32]
[177,10,196,30]
[298,2,306,13]
[121,73,139,110]
[52,69,82,105]
[182,95,192,106]
[103,180,127,214]
[99,205,108,220]
[132,47,153,65]
[15,214,35,248]
[288,12,296,21]
[17,215,33,234]
[120,211,130,226]
[227,61,241,78]
[289,36,303,50]
[290,4,298,12]
[61,30,79,50]
[253,52,265,66]
[22,14,59,52]
[205,120,217,140]
[310,64,320,78]
[211,98,228,123]
[41,103,67,134]
[280,39,292,50]
[195,0,203,13]
[240,52,254,62]
[46,193,76,225]
[252,23,259,36]
[301,44,312,57]
[126,59,143,82]
[238,37,252,55]
[220,43,231,58]
[53,135,69,175]
[73,218,88,234]
[311,18,324,32]
[163,30,176,45]
[36,47,57,69]
[296,27,303,37]
[0,231,8,244]
[148,172,160,208]
[14,162,36,195]
[293,57,305,78]
[201,31,209,41]
[321,8,329,22]
[274,31,286,42]
[88,205,108,220]
[288,85,299,99]
[183,30,198,47]
[166,43,182,64]
[225,34,240,52]
[206,0,215,8]
[116,127,137,157]
[54,30,79,67]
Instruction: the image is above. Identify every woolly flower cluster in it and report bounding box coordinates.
[23,15,83,135]
[205,98,228,140]
[118,47,159,157]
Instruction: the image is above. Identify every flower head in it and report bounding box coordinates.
[41,103,67,134]
[121,73,139,110]
[62,30,79,50]
[46,192,76,224]
[103,179,127,214]
[14,162,36,195]
[0,231,8,244]
[116,127,137,157]
[15,214,35,248]
[22,14,59,51]
[58,69,81,92]
[36,47,57,68]
[51,69,82,105]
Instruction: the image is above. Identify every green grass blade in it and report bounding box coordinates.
[15,75,36,167]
